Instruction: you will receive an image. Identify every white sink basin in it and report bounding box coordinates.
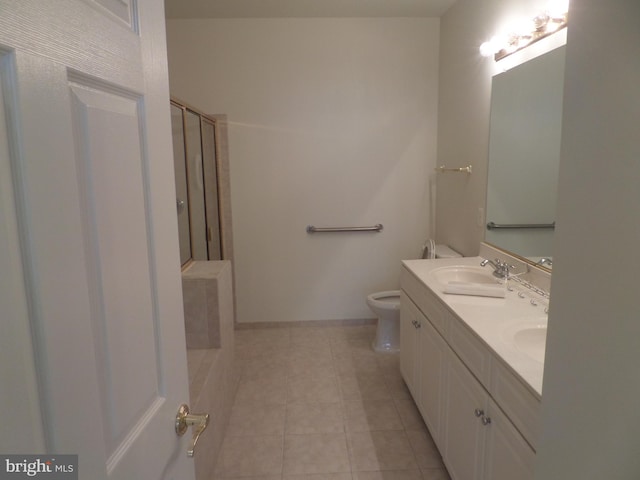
[431,265,500,286]
[504,321,548,363]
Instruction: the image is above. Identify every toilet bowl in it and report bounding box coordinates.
[366,290,401,353]
[367,243,461,353]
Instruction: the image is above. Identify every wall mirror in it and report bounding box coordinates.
[485,45,566,269]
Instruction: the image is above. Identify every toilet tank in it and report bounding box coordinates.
[435,244,462,259]
[422,243,462,259]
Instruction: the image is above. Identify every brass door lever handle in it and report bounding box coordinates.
[175,404,210,457]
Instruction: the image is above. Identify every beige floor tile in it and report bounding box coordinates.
[394,399,427,432]
[235,327,291,345]
[217,476,282,480]
[288,349,335,377]
[338,372,392,402]
[332,352,381,375]
[236,343,290,368]
[283,433,351,475]
[420,469,451,480]
[329,337,356,354]
[375,354,400,371]
[284,474,353,480]
[217,326,450,480]
[331,337,373,354]
[241,354,290,380]
[287,371,341,404]
[235,374,287,405]
[227,404,286,436]
[344,400,404,432]
[353,470,423,480]
[382,373,414,403]
[347,341,378,355]
[290,342,333,358]
[348,431,418,472]
[290,327,334,346]
[405,430,444,470]
[216,435,284,477]
[286,402,346,434]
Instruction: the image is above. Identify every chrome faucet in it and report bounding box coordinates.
[480,258,513,279]
[536,257,553,267]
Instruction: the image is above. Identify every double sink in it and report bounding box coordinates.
[402,255,550,395]
[430,263,548,365]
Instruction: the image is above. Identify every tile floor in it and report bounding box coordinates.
[214,324,451,480]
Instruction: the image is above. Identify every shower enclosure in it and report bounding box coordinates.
[171,99,232,266]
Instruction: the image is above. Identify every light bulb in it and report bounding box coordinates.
[479,41,494,57]
[547,0,569,19]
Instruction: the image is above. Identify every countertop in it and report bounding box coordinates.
[402,256,548,398]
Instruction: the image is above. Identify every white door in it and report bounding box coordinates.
[0,1,196,479]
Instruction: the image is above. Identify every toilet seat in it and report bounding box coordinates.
[366,290,401,310]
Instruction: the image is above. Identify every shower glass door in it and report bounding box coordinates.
[171,100,223,265]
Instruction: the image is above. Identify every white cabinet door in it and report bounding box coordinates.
[483,398,535,480]
[443,352,487,480]
[417,310,447,444]
[400,293,420,397]
[0,1,195,479]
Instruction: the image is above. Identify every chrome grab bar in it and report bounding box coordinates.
[435,165,472,174]
[306,224,383,234]
[486,221,555,230]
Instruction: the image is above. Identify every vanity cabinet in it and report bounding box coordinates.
[400,266,537,480]
[483,397,535,479]
[400,293,447,442]
[442,350,486,480]
[399,294,420,397]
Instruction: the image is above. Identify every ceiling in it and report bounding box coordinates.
[164,0,457,19]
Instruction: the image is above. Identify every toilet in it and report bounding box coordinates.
[367,244,461,353]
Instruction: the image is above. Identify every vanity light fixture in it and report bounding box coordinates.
[480,0,569,61]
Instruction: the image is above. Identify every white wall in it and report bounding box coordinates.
[535,2,640,478]
[166,18,440,323]
[437,0,550,256]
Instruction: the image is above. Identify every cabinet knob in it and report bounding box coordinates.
[415,321,421,329]
[482,416,492,426]
[474,409,484,417]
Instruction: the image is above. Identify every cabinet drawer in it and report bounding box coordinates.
[490,360,541,451]
[448,319,492,389]
[401,267,449,335]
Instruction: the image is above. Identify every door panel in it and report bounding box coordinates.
[0,0,195,478]
[89,0,138,29]
[70,81,162,455]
